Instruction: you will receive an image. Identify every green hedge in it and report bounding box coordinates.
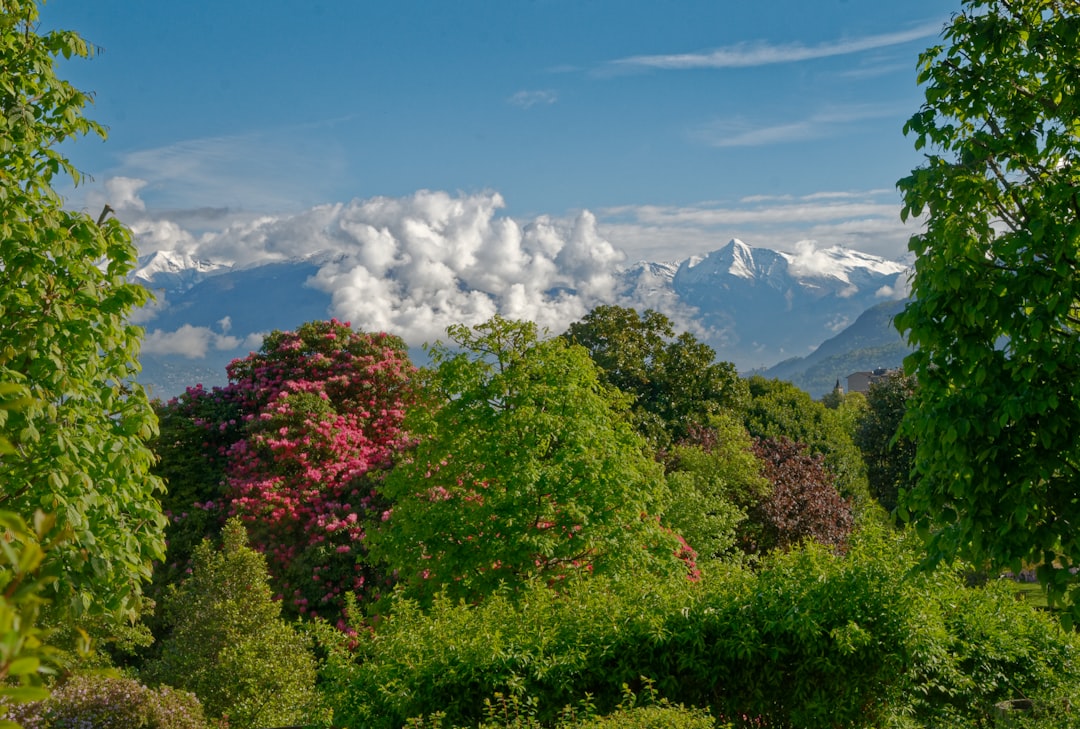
[317,529,1079,728]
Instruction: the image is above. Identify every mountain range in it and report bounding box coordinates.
[131,239,912,399]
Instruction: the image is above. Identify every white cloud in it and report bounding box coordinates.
[691,104,903,148]
[104,177,148,212]
[788,240,844,278]
[508,90,558,108]
[142,325,242,359]
[605,22,943,71]
[597,191,920,261]
[303,192,627,343]
[123,190,639,347]
[120,186,918,352]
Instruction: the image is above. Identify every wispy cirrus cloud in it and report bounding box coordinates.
[597,190,922,261]
[604,21,943,72]
[92,117,357,215]
[690,103,904,147]
[508,89,558,108]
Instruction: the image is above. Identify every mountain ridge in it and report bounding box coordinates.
[132,238,911,398]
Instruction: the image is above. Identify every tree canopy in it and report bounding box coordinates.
[152,320,418,621]
[0,0,166,623]
[370,316,688,605]
[564,305,748,446]
[743,376,872,514]
[895,0,1080,619]
[854,371,917,515]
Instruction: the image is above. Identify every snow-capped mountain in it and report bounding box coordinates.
[131,238,911,398]
[133,250,231,293]
[619,239,909,370]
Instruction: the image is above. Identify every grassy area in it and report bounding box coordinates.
[1010,580,1050,610]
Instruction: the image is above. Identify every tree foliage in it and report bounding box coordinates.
[663,414,770,564]
[321,529,1079,729]
[742,377,872,514]
[747,437,854,555]
[152,320,418,622]
[0,0,166,624]
[894,0,1080,617]
[0,510,66,708]
[564,305,748,446]
[143,518,319,729]
[370,316,689,606]
[854,371,917,514]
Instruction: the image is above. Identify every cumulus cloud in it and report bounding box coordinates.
[104,177,148,212]
[876,271,913,300]
[788,240,843,278]
[124,190,650,347]
[303,193,629,344]
[120,186,915,355]
[142,325,241,359]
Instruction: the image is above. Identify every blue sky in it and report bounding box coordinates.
[43,0,955,264]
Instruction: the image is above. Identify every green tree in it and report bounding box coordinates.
[894,0,1080,618]
[743,377,872,515]
[0,1,166,625]
[854,371,916,514]
[564,305,748,447]
[663,414,770,564]
[370,316,687,606]
[143,518,319,729]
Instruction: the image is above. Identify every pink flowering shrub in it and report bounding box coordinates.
[153,320,418,621]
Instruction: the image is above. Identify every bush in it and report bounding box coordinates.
[317,528,1080,729]
[401,681,715,729]
[142,518,320,729]
[3,673,207,729]
[746,436,853,555]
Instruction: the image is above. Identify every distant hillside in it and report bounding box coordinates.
[764,299,912,398]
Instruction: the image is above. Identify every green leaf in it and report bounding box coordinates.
[0,685,50,702]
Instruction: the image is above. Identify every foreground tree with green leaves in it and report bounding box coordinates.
[0,0,166,628]
[370,317,690,606]
[895,0,1080,621]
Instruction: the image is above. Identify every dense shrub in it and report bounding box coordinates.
[143,519,320,729]
[662,414,769,564]
[746,436,853,555]
[317,528,1080,729]
[2,673,207,729]
[403,684,715,729]
[151,320,418,622]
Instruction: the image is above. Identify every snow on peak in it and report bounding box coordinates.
[726,238,756,279]
[782,241,907,285]
[131,250,230,291]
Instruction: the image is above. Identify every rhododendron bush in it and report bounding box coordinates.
[153,320,418,620]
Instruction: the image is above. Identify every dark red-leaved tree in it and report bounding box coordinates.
[745,436,853,555]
